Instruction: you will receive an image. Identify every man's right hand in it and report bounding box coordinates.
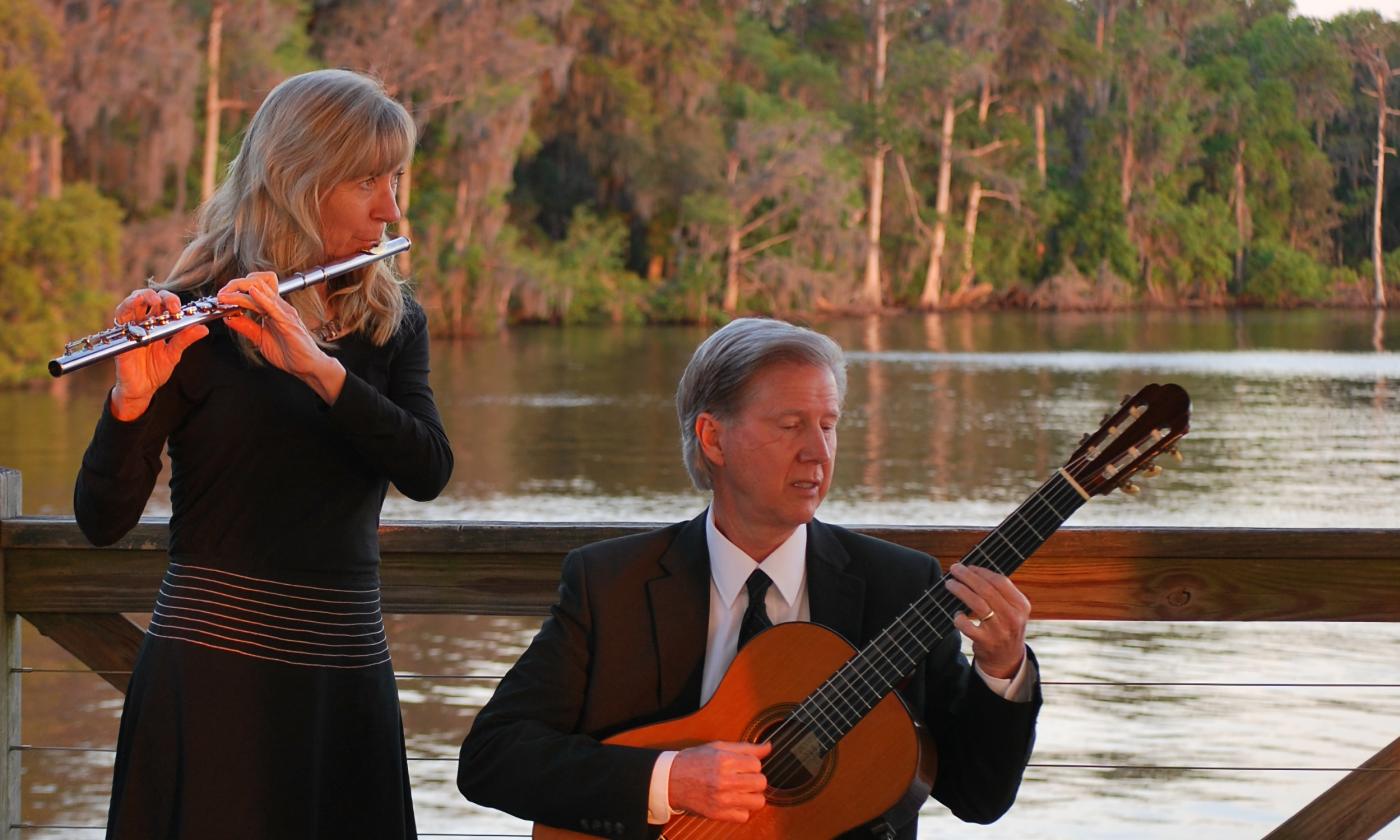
[668,740,770,823]
[109,288,208,421]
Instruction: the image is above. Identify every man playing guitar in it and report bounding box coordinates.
[458,318,1041,839]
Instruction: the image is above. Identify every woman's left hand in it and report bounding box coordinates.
[945,562,1031,680]
[217,272,346,403]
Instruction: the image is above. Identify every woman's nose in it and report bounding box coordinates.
[375,181,401,223]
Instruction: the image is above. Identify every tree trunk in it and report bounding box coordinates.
[957,181,982,295]
[397,160,414,275]
[452,178,471,252]
[201,2,225,203]
[1372,69,1389,309]
[46,131,61,199]
[1034,99,1047,185]
[1233,139,1247,296]
[723,151,741,313]
[25,136,40,208]
[919,96,956,310]
[861,0,890,309]
[956,79,992,296]
[1120,107,1135,209]
[723,225,742,314]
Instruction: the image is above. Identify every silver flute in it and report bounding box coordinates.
[49,236,411,378]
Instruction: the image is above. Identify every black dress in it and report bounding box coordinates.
[74,298,453,840]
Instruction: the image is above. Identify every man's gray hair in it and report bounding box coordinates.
[676,318,847,491]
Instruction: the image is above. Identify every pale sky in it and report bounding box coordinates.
[1292,0,1400,18]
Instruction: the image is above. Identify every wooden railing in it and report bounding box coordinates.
[1,465,1398,838]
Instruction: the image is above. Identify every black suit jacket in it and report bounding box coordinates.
[458,513,1041,840]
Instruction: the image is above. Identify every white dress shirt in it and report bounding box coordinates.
[647,509,1036,823]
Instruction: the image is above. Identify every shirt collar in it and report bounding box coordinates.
[705,506,807,609]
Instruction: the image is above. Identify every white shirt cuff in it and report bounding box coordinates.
[648,750,680,824]
[975,649,1037,703]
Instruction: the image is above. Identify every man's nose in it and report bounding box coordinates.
[800,427,834,462]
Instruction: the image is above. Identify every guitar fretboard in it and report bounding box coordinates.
[762,471,1085,775]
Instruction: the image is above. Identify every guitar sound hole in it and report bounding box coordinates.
[745,706,836,806]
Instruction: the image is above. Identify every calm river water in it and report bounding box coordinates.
[2,309,1398,838]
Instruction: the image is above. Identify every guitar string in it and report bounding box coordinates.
[668,475,1082,840]
[662,419,1177,837]
[658,476,1057,840]
[730,482,1073,827]
[753,474,1084,798]
[663,471,1089,840]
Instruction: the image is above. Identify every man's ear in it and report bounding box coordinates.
[696,412,724,469]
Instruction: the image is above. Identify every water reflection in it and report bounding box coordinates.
[4,310,1400,838]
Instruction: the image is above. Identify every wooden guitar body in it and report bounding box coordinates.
[534,620,937,840]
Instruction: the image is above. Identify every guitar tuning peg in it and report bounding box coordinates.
[1079,433,1092,445]
[1142,462,1162,478]
[1120,393,1132,406]
[1100,413,1112,424]
[1120,481,1140,495]
[1168,447,1184,463]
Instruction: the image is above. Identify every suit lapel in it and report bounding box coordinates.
[647,511,711,711]
[805,519,866,645]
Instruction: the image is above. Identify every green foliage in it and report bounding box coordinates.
[1244,239,1329,302]
[531,208,645,324]
[1145,194,1237,295]
[0,185,124,384]
[1050,132,1137,282]
[0,0,60,197]
[5,0,1400,382]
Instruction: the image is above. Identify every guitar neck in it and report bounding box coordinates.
[790,471,1087,750]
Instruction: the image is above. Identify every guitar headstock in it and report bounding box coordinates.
[1064,383,1191,497]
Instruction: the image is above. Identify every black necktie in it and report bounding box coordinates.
[738,569,774,650]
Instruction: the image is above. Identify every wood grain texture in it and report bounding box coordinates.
[0,469,20,837]
[3,518,1398,620]
[1262,735,1400,840]
[21,613,143,693]
[534,622,933,840]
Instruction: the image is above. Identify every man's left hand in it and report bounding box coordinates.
[945,563,1030,680]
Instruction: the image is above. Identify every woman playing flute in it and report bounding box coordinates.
[73,68,453,839]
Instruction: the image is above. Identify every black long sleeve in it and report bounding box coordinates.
[73,297,453,578]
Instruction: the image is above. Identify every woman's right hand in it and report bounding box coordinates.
[109,289,209,421]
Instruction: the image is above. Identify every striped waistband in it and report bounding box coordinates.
[149,562,390,669]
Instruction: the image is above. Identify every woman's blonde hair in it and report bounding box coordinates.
[162,69,416,348]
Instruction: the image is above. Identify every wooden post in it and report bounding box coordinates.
[0,468,21,839]
[1264,735,1400,840]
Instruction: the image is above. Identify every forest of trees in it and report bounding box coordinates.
[2,0,1400,384]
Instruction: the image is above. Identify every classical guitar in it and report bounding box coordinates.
[535,383,1191,840]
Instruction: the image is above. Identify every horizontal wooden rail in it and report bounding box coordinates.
[3,517,1399,620]
[4,505,1400,839]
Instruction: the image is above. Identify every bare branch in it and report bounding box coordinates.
[894,153,933,240]
[737,202,793,239]
[737,231,795,261]
[961,139,1018,159]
